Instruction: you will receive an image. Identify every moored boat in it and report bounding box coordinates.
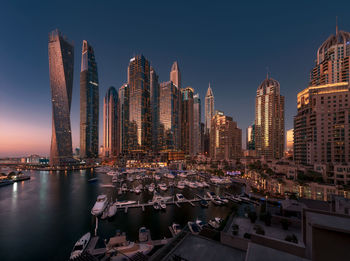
[172,223,182,235]
[91,194,108,216]
[70,232,91,260]
[188,221,201,235]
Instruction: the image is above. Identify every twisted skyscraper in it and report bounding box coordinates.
[48,30,74,166]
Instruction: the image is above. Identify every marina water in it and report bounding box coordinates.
[0,169,242,260]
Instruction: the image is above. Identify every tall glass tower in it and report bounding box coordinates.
[80,40,99,159]
[118,83,129,154]
[103,87,118,157]
[127,55,151,152]
[205,83,214,134]
[48,30,74,166]
[193,93,202,155]
[150,67,160,152]
[181,87,194,155]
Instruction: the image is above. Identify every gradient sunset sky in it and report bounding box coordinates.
[1,0,350,157]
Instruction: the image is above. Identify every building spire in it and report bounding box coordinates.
[336,16,339,36]
[266,66,269,79]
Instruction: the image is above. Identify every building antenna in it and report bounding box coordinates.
[266,66,269,79]
[336,16,339,35]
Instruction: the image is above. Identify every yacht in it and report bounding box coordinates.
[202,181,210,188]
[134,186,141,194]
[196,219,205,229]
[152,192,172,203]
[165,173,175,179]
[176,193,185,201]
[188,221,201,235]
[211,198,223,206]
[159,183,167,191]
[155,175,161,181]
[107,232,153,260]
[107,170,116,176]
[121,183,128,192]
[177,181,185,189]
[108,204,117,218]
[207,191,217,199]
[179,172,187,178]
[159,200,167,210]
[115,200,136,206]
[148,183,155,193]
[69,232,91,260]
[138,227,149,242]
[91,194,108,216]
[208,219,220,229]
[112,176,118,183]
[172,223,182,235]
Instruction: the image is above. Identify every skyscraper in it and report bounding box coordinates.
[80,40,99,159]
[118,84,129,154]
[294,28,350,172]
[181,87,194,155]
[210,111,242,160]
[193,93,202,155]
[128,55,151,152]
[150,67,160,152]
[246,124,255,150]
[285,128,294,158]
[158,81,181,151]
[205,83,214,133]
[170,61,181,88]
[103,87,118,157]
[255,75,285,159]
[48,30,74,166]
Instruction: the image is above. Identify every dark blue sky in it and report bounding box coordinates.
[1,0,350,156]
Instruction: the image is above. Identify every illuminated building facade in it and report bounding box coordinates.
[246,124,255,150]
[80,40,99,159]
[255,76,285,159]
[103,87,118,157]
[205,83,214,133]
[170,61,181,88]
[158,81,181,151]
[294,28,350,171]
[210,111,242,160]
[285,128,294,158]
[48,30,74,166]
[150,67,160,151]
[193,93,202,155]
[181,87,194,155]
[118,84,129,154]
[127,55,151,152]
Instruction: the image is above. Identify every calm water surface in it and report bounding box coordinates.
[0,170,242,261]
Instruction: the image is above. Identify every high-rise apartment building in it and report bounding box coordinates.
[193,93,202,155]
[181,87,194,155]
[285,128,294,158]
[170,61,181,88]
[150,67,160,152]
[48,30,74,166]
[127,55,151,152]
[118,84,129,154]
[103,87,118,157]
[158,81,181,151]
[246,124,255,150]
[255,76,285,159]
[205,83,214,133]
[294,28,350,170]
[80,40,99,159]
[210,111,242,160]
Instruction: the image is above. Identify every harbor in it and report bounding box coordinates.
[0,168,246,261]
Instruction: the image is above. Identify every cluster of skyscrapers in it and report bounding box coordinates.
[48,29,242,166]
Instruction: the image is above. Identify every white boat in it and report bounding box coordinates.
[179,173,187,178]
[115,200,136,206]
[139,227,149,242]
[215,217,223,224]
[176,193,185,201]
[134,186,141,194]
[70,232,91,260]
[196,219,205,229]
[172,223,182,235]
[188,221,201,235]
[231,195,242,202]
[152,192,172,203]
[107,170,116,176]
[148,183,155,192]
[177,181,185,189]
[207,191,217,199]
[108,204,117,218]
[165,173,175,179]
[112,176,118,183]
[107,233,153,260]
[208,219,220,229]
[159,200,166,209]
[91,194,108,216]
[159,183,167,191]
[101,208,109,219]
[121,183,128,192]
[155,175,161,181]
[211,198,223,206]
